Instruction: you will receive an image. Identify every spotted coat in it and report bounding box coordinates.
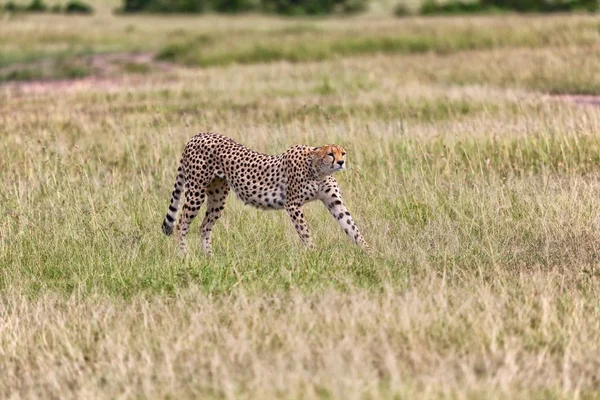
[162,132,369,254]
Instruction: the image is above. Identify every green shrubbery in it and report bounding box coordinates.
[65,0,94,13]
[420,0,493,15]
[393,3,410,16]
[2,0,94,14]
[212,0,259,13]
[120,0,207,13]
[261,0,367,15]
[26,0,47,11]
[483,0,598,12]
[117,0,597,16]
[120,0,368,15]
[419,0,598,15]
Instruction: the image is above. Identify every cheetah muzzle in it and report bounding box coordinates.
[161,132,370,255]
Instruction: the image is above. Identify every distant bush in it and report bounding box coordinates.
[211,0,258,13]
[393,3,411,16]
[2,0,94,14]
[26,0,47,12]
[419,0,598,15]
[261,0,368,15]
[480,0,598,12]
[120,0,368,14]
[3,1,19,11]
[121,0,209,13]
[420,0,493,15]
[65,0,94,13]
[339,0,368,13]
[2,0,48,12]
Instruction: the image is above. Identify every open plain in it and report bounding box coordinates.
[2,8,600,399]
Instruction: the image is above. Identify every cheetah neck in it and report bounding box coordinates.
[308,156,330,181]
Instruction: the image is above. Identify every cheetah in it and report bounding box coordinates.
[161,132,369,255]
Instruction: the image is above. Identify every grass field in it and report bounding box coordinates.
[2,9,600,399]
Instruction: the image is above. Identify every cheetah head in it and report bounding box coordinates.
[313,145,347,175]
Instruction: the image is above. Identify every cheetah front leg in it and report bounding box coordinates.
[320,180,370,250]
[285,202,315,249]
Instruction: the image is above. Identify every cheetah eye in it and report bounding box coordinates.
[327,152,334,157]
[341,152,346,156]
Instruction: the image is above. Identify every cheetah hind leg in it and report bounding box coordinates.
[199,178,230,255]
[176,183,207,256]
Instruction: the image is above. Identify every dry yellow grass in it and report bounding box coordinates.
[2,11,600,399]
[4,274,600,399]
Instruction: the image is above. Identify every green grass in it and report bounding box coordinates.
[0,60,91,81]
[2,13,600,94]
[154,18,600,67]
[5,128,600,298]
[3,11,600,399]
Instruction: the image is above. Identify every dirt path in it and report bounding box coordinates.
[3,56,600,107]
[0,52,177,96]
[551,94,600,107]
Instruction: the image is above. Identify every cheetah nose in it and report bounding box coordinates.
[337,160,344,166]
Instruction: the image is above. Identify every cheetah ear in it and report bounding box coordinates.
[310,147,325,166]
[312,146,329,160]
[315,145,332,154]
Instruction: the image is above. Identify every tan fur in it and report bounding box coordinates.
[162,132,369,255]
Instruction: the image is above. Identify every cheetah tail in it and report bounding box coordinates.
[161,164,184,236]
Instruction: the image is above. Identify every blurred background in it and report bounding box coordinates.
[1,0,599,88]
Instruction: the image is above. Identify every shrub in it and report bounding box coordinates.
[65,0,94,13]
[419,0,599,15]
[420,0,493,15]
[480,0,598,12]
[2,0,95,14]
[122,0,209,12]
[26,0,48,12]
[393,3,411,16]
[211,0,258,13]
[261,0,368,15]
[482,0,567,12]
[340,0,368,13]
[120,0,368,14]
[3,1,19,11]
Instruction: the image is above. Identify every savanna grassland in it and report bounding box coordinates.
[2,7,600,399]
